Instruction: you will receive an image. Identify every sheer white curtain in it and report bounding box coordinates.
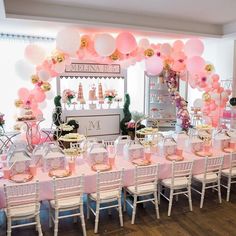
[0,37,55,130]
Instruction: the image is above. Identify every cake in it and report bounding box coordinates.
[88,85,97,101]
[17,106,36,121]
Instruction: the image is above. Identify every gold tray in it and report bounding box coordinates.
[49,169,71,178]
[132,158,151,166]
[10,173,33,183]
[166,155,184,162]
[195,151,213,157]
[91,164,111,172]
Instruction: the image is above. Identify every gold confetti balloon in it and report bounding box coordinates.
[144,48,154,57]
[31,75,39,84]
[41,82,51,92]
[202,92,211,102]
[15,99,24,108]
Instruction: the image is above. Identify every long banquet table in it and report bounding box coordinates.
[0,150,233,208]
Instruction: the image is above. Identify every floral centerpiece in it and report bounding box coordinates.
[62,89,76,106]
[104,89,117,102]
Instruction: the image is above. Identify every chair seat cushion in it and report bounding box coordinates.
[161,177,189,189]
[127,182,156,195]
[5,203,37,218]
[193,172,218,183]
[89,190,120,201]
[50,196,81,209]
[222,167,236,177]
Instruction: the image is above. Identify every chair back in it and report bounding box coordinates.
[171,161,193,186]
[134,164,159,192]
[102,140,115,149]
[52,175,84,207]
[229,153,236,174]
[204,156,224,179]
[4,181,40,215]
[96,169,123,199]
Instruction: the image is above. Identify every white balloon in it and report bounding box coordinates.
[46,90,55,100]
[94,33,116,57]
[24,44,46,65]
[193,98,203,108]
[54,61,66,73]
[38,70,50,81]
[56,28,80,56]
[138,38,150,49]
[39,101,47,109]
[15,59,35,80]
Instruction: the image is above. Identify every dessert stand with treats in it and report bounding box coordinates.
[57,61,127,141]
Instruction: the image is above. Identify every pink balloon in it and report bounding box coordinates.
[184,39,204,57]
[212,82,220,89]
[31,88,46,103]
[186,56,205,75]
[161,43,172,56]
[18,88,30,101]
[212,74,220,82]
[173,40,184,52]
[24,44,46,65]
[116,32,137,54]
[145,56,163,76]
[225,89,231,96]
[210,103,217,111]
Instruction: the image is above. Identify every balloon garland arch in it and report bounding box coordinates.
[15,28,231,130]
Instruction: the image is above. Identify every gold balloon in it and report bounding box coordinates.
[109,50,120,61]
[205,64,215,73]
[81,37,88,48]
[15,99,23,108]
[52,51,65,63]
[144,48,154,57]
[202,92,211,102]
[31,75,39,84]
[41,82,51,92]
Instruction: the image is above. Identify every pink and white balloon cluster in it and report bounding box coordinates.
[14,28,231,127]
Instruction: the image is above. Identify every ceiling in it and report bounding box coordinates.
[2,0,236,38]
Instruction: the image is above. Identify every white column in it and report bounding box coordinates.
[232,41,236,96]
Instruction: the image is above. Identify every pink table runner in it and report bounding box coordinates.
[0,150,232,208]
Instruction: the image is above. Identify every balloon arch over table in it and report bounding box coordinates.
[15,28,231,130]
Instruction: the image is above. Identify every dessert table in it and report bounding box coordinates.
[0,149,233,208]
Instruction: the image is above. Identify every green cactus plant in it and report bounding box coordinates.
[120,93,132,135]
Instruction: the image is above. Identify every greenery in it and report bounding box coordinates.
[120,94,132,135]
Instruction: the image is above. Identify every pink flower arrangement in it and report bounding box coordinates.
[104,89,117,102]
[62,89,76,105]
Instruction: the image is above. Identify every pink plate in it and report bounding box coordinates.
[132,158,151,166]
[195,151,213,157]
[91,164,111,172]
[10,173,33,183]
[166,155,184,162]
[49,169,71,178]
[223,148,236,153]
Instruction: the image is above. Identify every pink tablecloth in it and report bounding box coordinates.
[0,150,232,208]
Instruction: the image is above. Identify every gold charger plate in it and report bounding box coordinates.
[132,158,151,166]
[10,173,33,183]
[91,163,111,172]
[195,151,213,157]
[166,155,184,162]
[49,169,71,178]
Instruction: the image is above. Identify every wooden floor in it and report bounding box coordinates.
[1,187,236,236]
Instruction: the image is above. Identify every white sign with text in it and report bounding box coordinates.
[67,114,120,137]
